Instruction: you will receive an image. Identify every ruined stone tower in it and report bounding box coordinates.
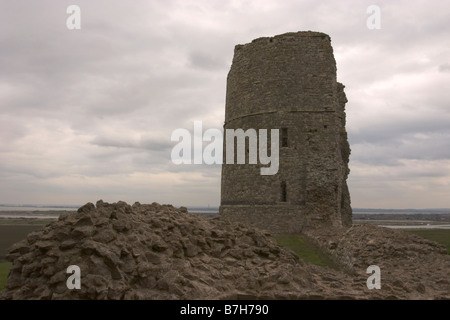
[219,31,351,234]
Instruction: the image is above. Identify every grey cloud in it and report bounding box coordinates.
[91,136,173,153]
[140,139,174,152]
[439,64,450,72]
[189,51,227,70]
[1,0,450,207]
[349,116,450,145]
[351,133,450,166]
[0,117,29,145]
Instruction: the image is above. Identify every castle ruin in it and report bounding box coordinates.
[219,31,352,234]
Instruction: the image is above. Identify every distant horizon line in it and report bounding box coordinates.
[0,204,450,212]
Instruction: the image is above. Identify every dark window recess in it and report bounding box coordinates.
[324,125,328,129]
[281,128,288,147]
[280,181,287,202]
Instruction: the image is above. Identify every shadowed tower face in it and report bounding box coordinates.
[219,31,352,234]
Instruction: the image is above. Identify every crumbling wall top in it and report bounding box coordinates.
[235,31,331,51]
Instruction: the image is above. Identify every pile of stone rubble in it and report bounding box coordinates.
[1,201,448,299]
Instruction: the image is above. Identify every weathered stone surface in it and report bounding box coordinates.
[304,225,450,299]
[220,31,351,233]
[0,200,321,299]
[2,200,447,300]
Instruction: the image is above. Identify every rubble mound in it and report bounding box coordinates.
[306,225,450,299]
[2,202,448,300]
[1,200,360,300]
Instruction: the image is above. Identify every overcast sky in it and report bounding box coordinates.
[0,0,449,208]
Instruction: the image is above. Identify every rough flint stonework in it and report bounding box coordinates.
[219,31,352,234]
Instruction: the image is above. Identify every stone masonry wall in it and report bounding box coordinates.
[220,31,352,233]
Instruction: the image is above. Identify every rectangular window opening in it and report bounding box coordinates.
[281,128,288,147]
[280,181,287,202]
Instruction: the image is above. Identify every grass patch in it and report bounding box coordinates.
[403,229,450,254]
[0,261,11,291]
[0,225,44,260]
[275,235,336,268]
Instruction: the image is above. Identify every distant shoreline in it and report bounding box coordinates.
[1,205,450,213]
[1,208,450,229]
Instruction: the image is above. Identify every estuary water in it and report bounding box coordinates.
[1,206,450,229]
